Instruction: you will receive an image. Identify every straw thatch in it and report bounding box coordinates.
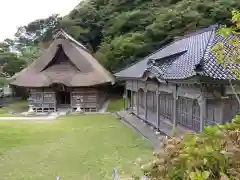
[10,30,115,87]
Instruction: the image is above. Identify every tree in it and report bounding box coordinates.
[0,41,26,85]
[19,46,42,65]
[14,14,60,50]
[95,32,151,72]
[212,10,240,78]
[212,10,240,104]
[68,0,240,72]
[5,0,240,76]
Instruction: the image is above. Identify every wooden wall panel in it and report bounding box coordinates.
[158,83,175,94]
[132,80,138,91]
[146,81,158,91]
[222,95,240,123]
[29,88,56,111]
[138,81,145,90]
[126,80,133,90]
[71,90,98,109]
[177,86,201,99]
[225,85,240,95]
[205,99,221,125]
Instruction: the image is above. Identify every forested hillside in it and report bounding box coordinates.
[1,0,240,82]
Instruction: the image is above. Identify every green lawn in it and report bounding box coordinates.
[0,114,152,180]
[107,98,124,112]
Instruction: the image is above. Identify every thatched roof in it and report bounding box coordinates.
[10,30,115,87]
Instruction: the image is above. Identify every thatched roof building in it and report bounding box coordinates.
[11,30,114,87]
[10,30,115,112]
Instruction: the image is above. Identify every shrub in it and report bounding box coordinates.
[140,115,240,180]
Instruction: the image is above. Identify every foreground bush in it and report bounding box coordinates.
[140,115,240,180]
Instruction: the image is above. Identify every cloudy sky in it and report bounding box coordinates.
[0,0,81,41]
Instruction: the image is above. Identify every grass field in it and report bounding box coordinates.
[0,114,152,180]
[107,98,124,112]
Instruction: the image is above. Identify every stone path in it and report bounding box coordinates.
[116,111,163,152]
[135,108,193,138]
[0,115,58,121]
[0,110,64,120]
[99,100,110,113]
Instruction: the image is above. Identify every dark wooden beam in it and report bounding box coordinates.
[156,90,160,134]
[144,89,147,121]
[198,96,206,132]
[173,86,177,128]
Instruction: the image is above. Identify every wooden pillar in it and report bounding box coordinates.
[54,92,57,112]
[125,89,128,110]
[123,93,126,110]
[131,90,134,110]
[219,100,225,124]
[131,80,134,110]
[198,96,206,132]
[41,92,44,112]
[136,91,139,115]
[136,81,139,115]
[70,92,72,111]
[173,89,177,128]
[156,90,160,134]
[144,89,147,121]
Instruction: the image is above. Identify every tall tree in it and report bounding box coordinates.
[5,0,240,76]
[14,14,60,50]
[212,10,240,103]
[67,0,240,72]
[0,41,26,87]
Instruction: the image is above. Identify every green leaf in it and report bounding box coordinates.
[202,171,210,179]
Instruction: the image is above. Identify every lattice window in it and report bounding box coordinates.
[177,97,188,127]
[205,99,220,126]
[230,95,240,117]
[192,100,200,132]
[177,97,200,131]
[159,93,173,121]
[72,94,84,101]
[166,95,173,119]
[30,93,42,102]
[132,92,137,107]
[43,93,54,102]
[152,92,157,113]
[138,89,144,108]
[147,91,153,112]
[86,95,96,102]
[206,102,217,126]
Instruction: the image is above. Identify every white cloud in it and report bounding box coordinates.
[0,0,81,41]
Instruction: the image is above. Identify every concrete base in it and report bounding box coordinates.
[28,106,35,113]
[25,105,35,116]
[75,106,83,113]
[155,131,161,135]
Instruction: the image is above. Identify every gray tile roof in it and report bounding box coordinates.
[202,33,239,80]
[115,24,240,81]
[114,57,149,79]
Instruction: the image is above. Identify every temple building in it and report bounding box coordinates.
[10,30,115,112]
[115,25,240,133]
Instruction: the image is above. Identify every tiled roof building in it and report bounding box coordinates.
[116,25,240,133]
